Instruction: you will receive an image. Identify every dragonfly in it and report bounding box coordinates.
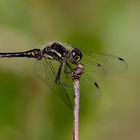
[0,41,128,109]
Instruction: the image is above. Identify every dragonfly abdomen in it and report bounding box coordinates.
[0,49,42,59]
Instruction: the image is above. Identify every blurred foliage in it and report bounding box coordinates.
[0,0,140,140]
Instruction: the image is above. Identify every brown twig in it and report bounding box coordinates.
[72,64,84,140]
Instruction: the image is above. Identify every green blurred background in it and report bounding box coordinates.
[0,0,139,140]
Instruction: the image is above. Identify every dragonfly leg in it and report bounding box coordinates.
[64,61,74,78]
[64,62,69,78]
[55,63,63,83]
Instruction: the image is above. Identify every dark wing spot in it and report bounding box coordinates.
[118,57,124,61]
[94,82,99,89]
[97,63,101,67]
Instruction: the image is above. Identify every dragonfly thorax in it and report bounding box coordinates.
[42,42,68,61]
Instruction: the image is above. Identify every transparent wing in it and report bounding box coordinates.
[80,72,101,101]
[33,57,74,109]
[82,59,105,82]
[81,51,128,82]
[64,60,101,101]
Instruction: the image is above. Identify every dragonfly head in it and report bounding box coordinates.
[69,48,82,64]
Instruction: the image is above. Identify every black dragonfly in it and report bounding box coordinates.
[0,42,128,109]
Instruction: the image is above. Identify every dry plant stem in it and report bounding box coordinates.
[72,64,84,140]
[73,79,80,140]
